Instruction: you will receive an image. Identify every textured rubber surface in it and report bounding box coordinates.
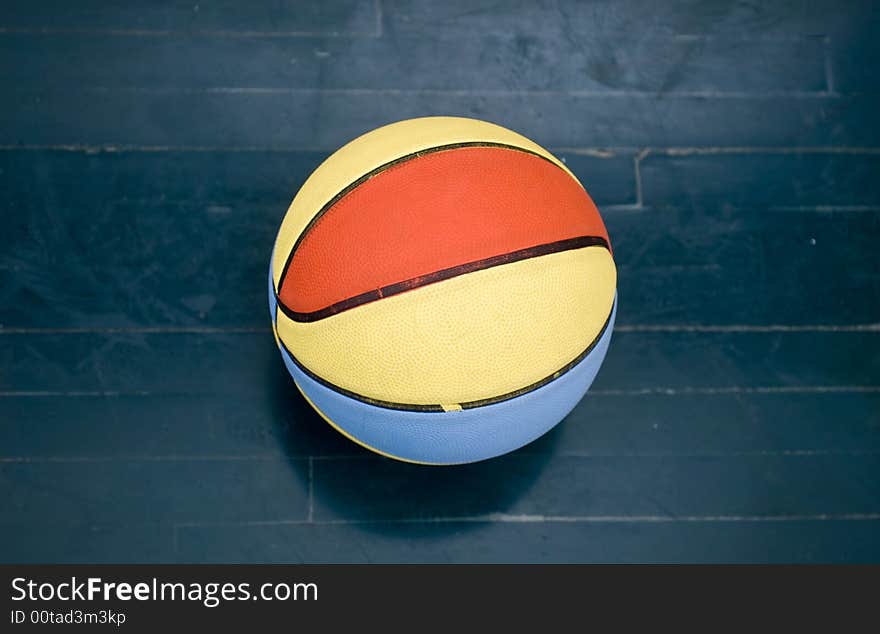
[281,298,617,464]
[279,145,606,315]
[280,236,610,323]
[275,245,616,407]
[270,116,579,290]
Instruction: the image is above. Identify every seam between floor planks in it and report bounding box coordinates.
[3,145,880,154]
[172,513,880,529]
[1,325,878,334]
[3,86,852,98]
[2,449,880,463]
[1,386,879,398]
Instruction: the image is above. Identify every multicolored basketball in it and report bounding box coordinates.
[269,117,617,465]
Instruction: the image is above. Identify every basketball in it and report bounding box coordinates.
[269,116,617,464]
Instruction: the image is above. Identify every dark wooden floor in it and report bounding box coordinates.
[1,1,878,563]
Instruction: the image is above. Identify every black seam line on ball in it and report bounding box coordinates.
[275,141,575,293]
[276,236,610,323]
[277,304,614,413]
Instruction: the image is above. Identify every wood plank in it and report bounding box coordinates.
[641,153,880,207]
[176,518,880,563]
[0,33,825,93]
[2,391,876,459]
[2,90,876,148]
[311,453,880,521]
[535,391,880,457]
[0,382,340,459]
[382,0,878,40]
[610,208,880,326]
[0,523,174,563]
[0,0,377,35]
[0,458,309,524]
